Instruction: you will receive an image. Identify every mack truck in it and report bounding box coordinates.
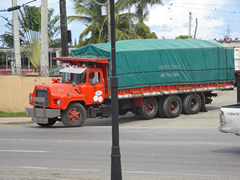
[25,39,235,127]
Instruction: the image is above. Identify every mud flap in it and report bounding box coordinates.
[200,100,207,112]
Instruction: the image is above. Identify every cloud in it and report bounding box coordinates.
[146,0,228,39]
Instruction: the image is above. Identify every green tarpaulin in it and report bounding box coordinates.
[71,39,234,89]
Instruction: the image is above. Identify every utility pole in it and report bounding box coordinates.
[128,3,131,31]
[59,0,69,56]
[225,24,231,40]
[110,0,122,179]
[107,0,111,42]
[194,18,198,39]
[188,12,192,39]
[12,0,21,74]
[40,0,49,76]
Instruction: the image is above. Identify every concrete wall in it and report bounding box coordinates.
[0,76,53,113]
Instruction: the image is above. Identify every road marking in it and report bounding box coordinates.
[21,166,99,172]
[0,150,48,153]
[70,169,100,172]
[22,166,49,170]
[126,171,157,174]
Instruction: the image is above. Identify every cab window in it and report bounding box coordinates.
[63,72,86,84]
[89,72,100,84]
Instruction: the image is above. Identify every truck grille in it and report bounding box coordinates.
[36,90,48,106]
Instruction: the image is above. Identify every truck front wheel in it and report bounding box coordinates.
[37,117,57,127]
[61,103,87,127]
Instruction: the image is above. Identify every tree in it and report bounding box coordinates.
[135,23,157,39]
[0,17,15,48]
[0,5,60,69]
[117,0,163,23]
[68,0,141,46]
[175,35,189,39]
[134,0,163,22]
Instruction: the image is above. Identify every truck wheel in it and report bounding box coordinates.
[158,96,166,118]
[182,94,201,114]
[138,97,158,119]
[61,103,87,127]
[37,117,57,127]
[162,95,182,118]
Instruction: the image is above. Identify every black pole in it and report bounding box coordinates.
[110,0,122,179]
[237,76,240,103]
[59,0,69,56]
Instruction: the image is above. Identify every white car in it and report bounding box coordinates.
[218,104,240,136]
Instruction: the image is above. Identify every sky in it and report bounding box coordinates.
[0,0,240,47]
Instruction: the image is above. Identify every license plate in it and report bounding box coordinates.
[32,117,48,124]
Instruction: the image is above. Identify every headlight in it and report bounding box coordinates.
[56,99,61,105]
[220,111,226,126]
[30,94,33,101]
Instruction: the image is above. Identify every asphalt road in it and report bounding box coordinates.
[0,126,240,180]
[0,88,238,180]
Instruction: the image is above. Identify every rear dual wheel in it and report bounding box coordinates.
[182,94,201,114]
[158,96,166,117]
[138,97,158,119]
[162,95,182,118]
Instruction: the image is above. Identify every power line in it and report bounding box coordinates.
[170,4,240,14]
[0,1,60,19]
[203,16,240,23]
[29,0,59,6]
[172,3,240,7]
[0,0,36,12]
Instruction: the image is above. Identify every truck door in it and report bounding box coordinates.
[88,71,105,104]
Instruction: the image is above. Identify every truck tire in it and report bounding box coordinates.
[61,102,87,127]
[37,117,57,127]
[162,95,182,118]
[158,96,166,118]
[182,94,201,114]
[138,97,158,119]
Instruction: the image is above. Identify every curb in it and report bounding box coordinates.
[0,117,33,125]
[0,121,34,125]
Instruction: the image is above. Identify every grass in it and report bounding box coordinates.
[0,111,29,117]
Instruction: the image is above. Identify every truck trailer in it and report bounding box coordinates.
[25,39,235,127]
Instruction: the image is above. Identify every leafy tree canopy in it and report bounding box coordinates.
[135,23,158,39]
[175,35,189,39]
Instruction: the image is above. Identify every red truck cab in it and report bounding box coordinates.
[26,61,111,127]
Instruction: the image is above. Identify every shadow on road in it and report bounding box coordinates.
[211,147,240,155]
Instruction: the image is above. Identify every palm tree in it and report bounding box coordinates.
[117,0,163,29]
[20,6,60,69]
[135,0,163,22]
[68,0,141,46]
[116,0,162,39]
[0,6,60,49]
[0,6,60,69]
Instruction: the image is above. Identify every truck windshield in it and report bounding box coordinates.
[62,72,86,84]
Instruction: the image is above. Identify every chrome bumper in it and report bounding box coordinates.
[25,97,60,124]
[25,107,60,118]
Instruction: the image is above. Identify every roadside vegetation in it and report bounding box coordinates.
[0,5,60,70]
[0,111,29,117]
[68,0,162,47]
